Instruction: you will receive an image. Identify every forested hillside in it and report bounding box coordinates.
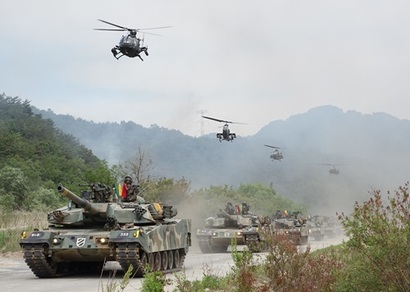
[36,104,410,215]
[0,93,113,210]
[0,93,303,220]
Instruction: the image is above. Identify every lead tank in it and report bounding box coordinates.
[20,184,191,278]
[196,203,260,253]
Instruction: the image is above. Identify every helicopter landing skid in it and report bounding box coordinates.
[111,48,124,60]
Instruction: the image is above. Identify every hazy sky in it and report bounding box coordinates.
[1,0,409,136]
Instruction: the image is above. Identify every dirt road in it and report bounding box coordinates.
[0,236,345,292]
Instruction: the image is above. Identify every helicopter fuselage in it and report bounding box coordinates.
[118,35,141,56]
[329,168,339,175]
[111,35,148,60]
[216,124,236,142]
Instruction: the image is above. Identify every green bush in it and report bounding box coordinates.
[337,183,410,291]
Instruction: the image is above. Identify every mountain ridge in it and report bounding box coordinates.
[34,105,410,214]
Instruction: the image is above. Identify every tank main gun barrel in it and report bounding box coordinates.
[57,185,99,215]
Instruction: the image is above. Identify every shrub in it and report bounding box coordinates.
[337,183,410,291]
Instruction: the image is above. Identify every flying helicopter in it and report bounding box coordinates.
[202,116,244,142]
[264,144,284,161]
[94,19,171,61]
[318,163,340,175]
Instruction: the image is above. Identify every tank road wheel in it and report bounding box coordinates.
[167,250,174,269]
[173,249,181,269]
[135,252,148,277]
[148,253,154,272]
[161,251,168,271]
[153,252,161,271]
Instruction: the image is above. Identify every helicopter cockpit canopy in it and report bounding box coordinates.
[119,35,139,48]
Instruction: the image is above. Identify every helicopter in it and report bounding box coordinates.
[318,163,340,175]
[94,19,171,61]
[264,144,284,161]
[202,116,244,142]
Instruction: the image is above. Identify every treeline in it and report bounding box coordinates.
[0,93,304,216]
[0,93,114,210]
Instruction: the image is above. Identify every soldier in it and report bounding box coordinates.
[122,176,145,203]
[241,202,250,215]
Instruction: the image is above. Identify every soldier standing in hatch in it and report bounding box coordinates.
[121,176,145,203]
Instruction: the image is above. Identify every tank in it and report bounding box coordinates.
[272,211,309,245]
[241,215,274,252]
[19,184,191,278]
[196,202,260,253]
[308,215,325,241]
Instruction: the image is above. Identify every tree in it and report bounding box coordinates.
[0,166,29,210]
[123,145,153,183]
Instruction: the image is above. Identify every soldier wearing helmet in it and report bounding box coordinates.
[122,176,145,203]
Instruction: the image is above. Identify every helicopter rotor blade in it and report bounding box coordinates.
[139,26,173,30]
[202,115,246,125]
[317,163,341,167]
[97,19,129,30]
[94,28,126,32]
[139,31,162,36]
[202,115,231,123]
[264,144,280,149]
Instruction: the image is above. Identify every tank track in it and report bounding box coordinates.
[244,234,263,252]
[198,238,228,253]
[115,243,147,276]
[22,243,104,278]
[198,239,213,253]
[115,243,186,277]
[22,243,61,278]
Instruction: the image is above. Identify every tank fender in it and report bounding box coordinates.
[19,230,55,246]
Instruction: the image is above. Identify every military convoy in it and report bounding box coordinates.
[20,180,339,279]
[196,204,310,253]
[20,184,191,278]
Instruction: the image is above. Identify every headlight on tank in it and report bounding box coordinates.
[236,231,242,236]
[52,237,62,245]
[98,237,109,244]
[21,231,27,239]
[212,232,217,237]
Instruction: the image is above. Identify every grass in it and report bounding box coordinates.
[0,210,48,253]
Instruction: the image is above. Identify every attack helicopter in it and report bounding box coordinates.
[318,163,340,175]
[202,116,244,142]
[94,19,171,61]
[264,144,284,161]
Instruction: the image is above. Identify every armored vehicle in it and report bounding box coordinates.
[272,211,309,245]
[196,203,260,253]
[323,216,338,238]
[20,184,191,278]
[308,215,325,241]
